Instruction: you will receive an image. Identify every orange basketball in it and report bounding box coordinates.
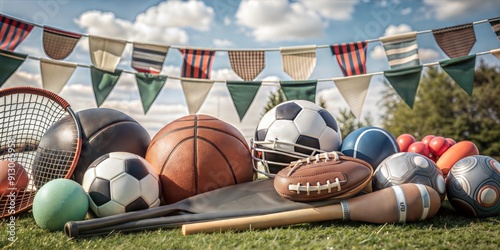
[145,115,254,204]
[0,160,29,194]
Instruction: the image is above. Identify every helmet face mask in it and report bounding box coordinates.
[251,138,326,178]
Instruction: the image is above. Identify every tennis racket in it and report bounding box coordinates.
[0,86,82,218]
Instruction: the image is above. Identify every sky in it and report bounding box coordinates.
[1,0,499,139]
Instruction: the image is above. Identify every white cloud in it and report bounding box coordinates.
[401,7,412,15]
[370,45,387,60]
[213,39,234,47]
[423,0,498,20]
[418,48,440,62]
[74,0,215,45]
[384,24,412,36]
[298,0,359,20]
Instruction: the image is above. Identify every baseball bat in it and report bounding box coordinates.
[181,183,441,235]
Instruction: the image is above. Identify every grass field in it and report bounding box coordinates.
[1,200,499,249]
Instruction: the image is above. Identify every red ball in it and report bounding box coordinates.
[429,136,451,157]
[408,141,431,158]
[396,134,416,152]
[445,138,456,146]
[421,135,436,146]
[0,160,29,194]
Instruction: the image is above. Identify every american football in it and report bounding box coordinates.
[273,152,373,202]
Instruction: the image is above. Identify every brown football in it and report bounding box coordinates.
[274,152,373,202]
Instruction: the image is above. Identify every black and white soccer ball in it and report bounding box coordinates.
[82,152,161,217]
[373,152,446,200]
[252,100,342,176]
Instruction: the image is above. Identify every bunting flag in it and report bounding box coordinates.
[0,14,34,51]
[279,80,317,102]
[280,45,317,80]
[491,48,500,60]
[380,32,420,69]
[90,66,123,107]
[228,51,265,81]
[88,35,127,73]
[439,55,476,95]
[226,81,262,120]
[135,73,167,114]
[384,65,422,108]
[330,41,368,77]
[432,23,476,58]
[179,49,215,79]
[132,42,169,74]
[333,74,372,118]
[488,17,500,40]
[181,78,214,114]
[40,59,77,94]
[43,26,82,60]
[0,49,27,87]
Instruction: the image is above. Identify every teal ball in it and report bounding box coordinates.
[33,179,89,231]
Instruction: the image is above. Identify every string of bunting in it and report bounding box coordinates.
[0,13,499,119]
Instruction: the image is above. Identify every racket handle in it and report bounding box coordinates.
[182,204,344,235]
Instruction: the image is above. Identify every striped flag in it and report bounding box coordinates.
[179,49,215,79]
[132,42,169,74]
[330,41,368,76]
[432,23,476,58]
[280,45,317,80]
[380,32,420,69]
[0,14,34,51]
[43,26,82,60]
[488,17,500,41]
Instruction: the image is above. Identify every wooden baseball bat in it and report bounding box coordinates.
[182,183,441,235]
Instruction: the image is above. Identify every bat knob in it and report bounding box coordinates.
[64,221,78,238]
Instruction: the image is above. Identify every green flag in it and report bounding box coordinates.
[384,65,422,108]
[280,80,317,102]
[90,66,122,107]
[226,81,262,121]
[0,50,27,87]
[135,73,167,114]
[439,54,476,95]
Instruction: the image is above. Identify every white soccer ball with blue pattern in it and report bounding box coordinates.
[82,152,161,217]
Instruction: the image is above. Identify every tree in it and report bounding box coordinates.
[380,60,500,160]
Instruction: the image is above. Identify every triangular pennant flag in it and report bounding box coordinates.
[488,17,500,41]
[333,74,372,118]
[0,49,27,87]
[89,35,127,73]
[380,32,420,69]
[90,66,123,107]
[180,78,214,114]
[384,65,422,108]
[40,59,77,93]
[226,81,262,121]
[132,42,169,74]
[280,45,317,80]
[0,14,34,51]
[330,41,368,77]
[491,48,500,60]
[135,73,167,114]
[179,49,215,79]
[432,23,476,58]
[228,51,265,81]
[279,80,317,102]
[43,26,82,60]
[439,55,476,95]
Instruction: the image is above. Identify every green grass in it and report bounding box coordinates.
[1,201,499,249]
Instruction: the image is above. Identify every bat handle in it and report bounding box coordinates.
[182,204,344,235]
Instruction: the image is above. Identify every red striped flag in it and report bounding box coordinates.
[0,14,34,51]
[330,41,367,77]
[179,49,215,79]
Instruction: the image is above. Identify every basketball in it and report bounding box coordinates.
[71,108,151,184]
[341,126,399,170]
[145,114,254,204]
[32,178,88,231]
[0,160,29,194]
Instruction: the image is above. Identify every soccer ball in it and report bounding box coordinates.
[252,100,342,176]
[446,155,500,217]
[373,152,446,199]
[82,152,161,217]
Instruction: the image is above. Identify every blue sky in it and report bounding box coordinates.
[1,0,499,138]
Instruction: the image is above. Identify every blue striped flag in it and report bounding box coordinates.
[0,14,34,51]
[380,32,420,69]
[180,49,216,79]
[132,42,169,74]
[330,41,368,76]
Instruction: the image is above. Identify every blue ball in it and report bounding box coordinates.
[341,126,399,169]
